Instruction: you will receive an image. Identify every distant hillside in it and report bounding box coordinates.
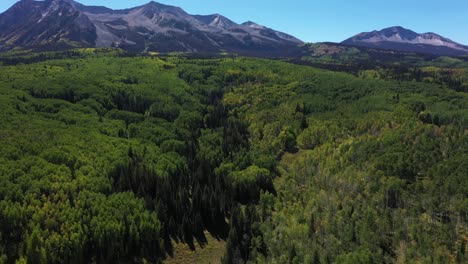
[298,42,468,68]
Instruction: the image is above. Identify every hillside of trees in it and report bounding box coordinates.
[0,49,466,263]
[297,43,468,93]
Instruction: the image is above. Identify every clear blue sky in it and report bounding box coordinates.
[1,0,467,44]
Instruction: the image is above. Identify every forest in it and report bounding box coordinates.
[0,49,466,263]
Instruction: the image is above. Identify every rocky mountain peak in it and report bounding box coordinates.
[0,0,303,56]
[342,26,468,56]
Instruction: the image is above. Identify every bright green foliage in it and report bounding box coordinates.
[214,55,467,263]
[0,49,466,263]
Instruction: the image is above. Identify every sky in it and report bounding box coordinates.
[0,0,467,44]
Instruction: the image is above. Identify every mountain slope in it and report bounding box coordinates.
[0,0,96,49]
[342,26,468,56]
[0,0,303,56]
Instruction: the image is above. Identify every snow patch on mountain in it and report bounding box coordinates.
[242,21,265,29]
[38,0,61,23]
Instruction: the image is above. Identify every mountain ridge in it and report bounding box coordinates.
[342,26,468,56]
[0,0,303,56]
[1,2,467,57]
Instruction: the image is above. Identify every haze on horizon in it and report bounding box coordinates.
[0,0,467,45]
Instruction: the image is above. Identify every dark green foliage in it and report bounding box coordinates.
[222,205,264,264]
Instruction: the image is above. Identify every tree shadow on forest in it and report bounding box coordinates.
[163,233,175,258]
[163,217,229,259]
[205,217,229,241]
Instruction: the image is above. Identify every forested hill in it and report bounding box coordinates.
[0,49,466,263]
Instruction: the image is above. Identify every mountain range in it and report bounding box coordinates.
[342,26,468,56]
[0,0,467,57]
[0,0,302,56]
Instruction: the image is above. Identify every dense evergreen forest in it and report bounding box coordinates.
[298,43,468,93]
[0,49,466,263]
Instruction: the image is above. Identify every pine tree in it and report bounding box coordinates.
[25,228,47,264]
[289,245,297,263]
[301,114,308,130]
[457,240,466,263]
[309,214,316,239]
